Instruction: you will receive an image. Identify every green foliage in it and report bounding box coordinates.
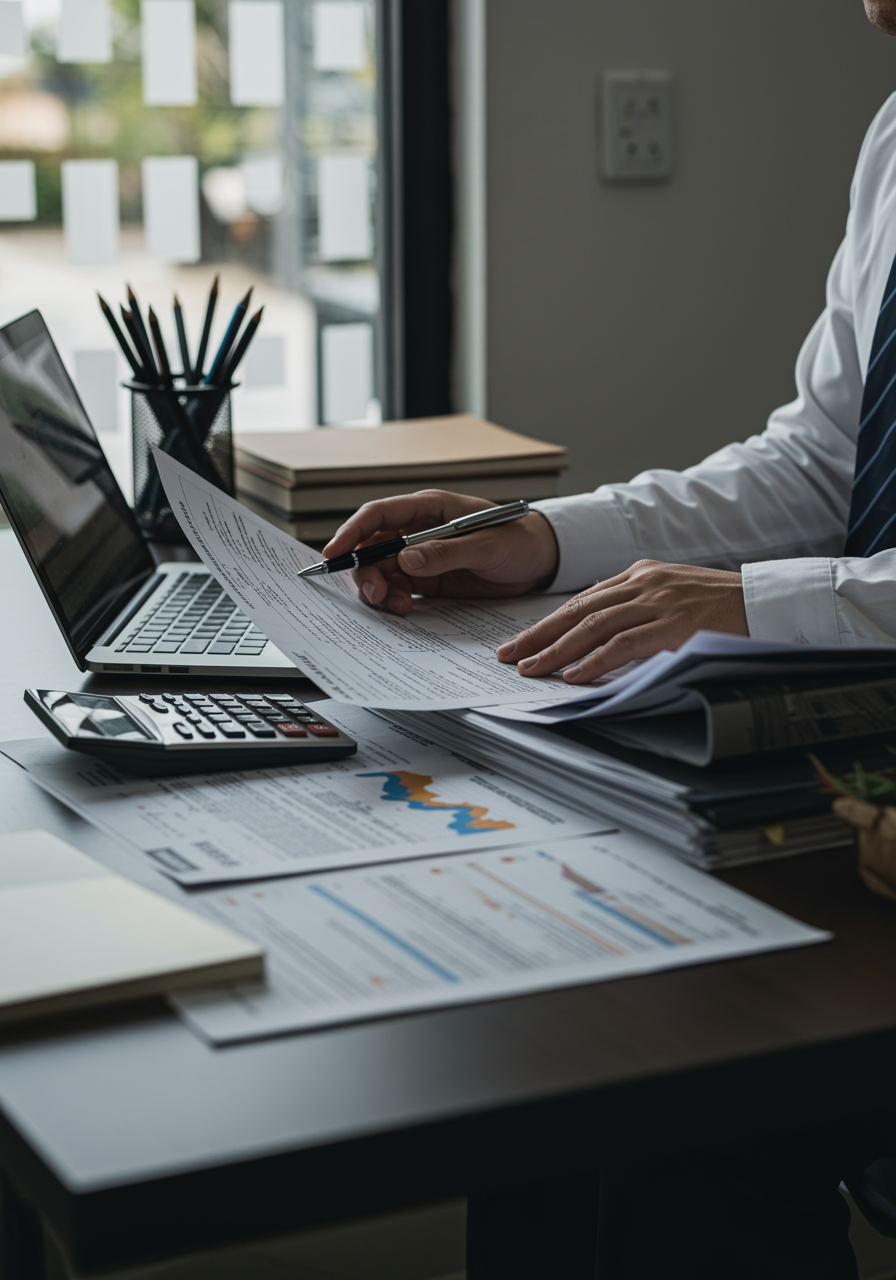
[810,749,896,805]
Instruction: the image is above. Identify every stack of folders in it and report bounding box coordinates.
[383,642,896,869]
[233,415,569,543]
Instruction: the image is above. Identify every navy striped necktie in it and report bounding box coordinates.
[846,252,896,556]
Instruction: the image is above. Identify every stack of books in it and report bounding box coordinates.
[233,414,569,543]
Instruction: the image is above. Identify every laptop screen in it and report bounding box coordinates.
[0,310,154,662]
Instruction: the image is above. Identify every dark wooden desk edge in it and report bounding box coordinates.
[3,1010,896,1273]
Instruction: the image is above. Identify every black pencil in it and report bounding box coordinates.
[126,284,153,365]
[205,287,253,385]
[97,293,142,377]
[219,306,264,385]
[192,274,219,383]
[173,294,191,381]
[121,306,158,383]
[148,307,173,386]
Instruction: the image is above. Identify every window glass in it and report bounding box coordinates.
[0,0,380,500]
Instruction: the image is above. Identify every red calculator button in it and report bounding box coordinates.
[306,723,339,737]
[276,722,307,737]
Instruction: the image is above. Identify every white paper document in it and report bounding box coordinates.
[153,450,597,711]
[141,0,197,105]
[228,0,284,106]
[170,830,830,1044]
[58,0,111,62]
[313,2,367,72]
[0,160,36,220]
[480,629,896,726]
[0,1,25,56]
[1,705,599,886]
[142,155,200,262]
[318,153,371,261]
[61,159,119,265]
[73,350,118,432]
[321,321,372,422]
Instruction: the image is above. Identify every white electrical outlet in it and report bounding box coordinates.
[602,70,673,182]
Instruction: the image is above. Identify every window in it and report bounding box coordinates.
[0,0,383,498]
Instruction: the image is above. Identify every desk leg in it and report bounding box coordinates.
[0,1177,46,1280]
[466,1174,600,1279]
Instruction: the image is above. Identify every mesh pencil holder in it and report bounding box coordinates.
[128,380,235,542]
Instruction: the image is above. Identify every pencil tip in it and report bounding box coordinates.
[97,292,108,308]
[126,284,136,299]
[211,274,220,292]
[173,293,180,306]
[242,287,253,306]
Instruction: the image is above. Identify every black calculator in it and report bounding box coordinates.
[25,689,357,775]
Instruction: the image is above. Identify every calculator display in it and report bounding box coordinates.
[41,692,150,740]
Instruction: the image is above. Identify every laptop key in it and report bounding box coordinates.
[181,640,211,653]
[152,642,183,653]
[209,642,237,654]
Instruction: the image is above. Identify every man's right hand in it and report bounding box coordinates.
[322,490,560,614]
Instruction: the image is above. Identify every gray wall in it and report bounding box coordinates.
[484,0,896,495]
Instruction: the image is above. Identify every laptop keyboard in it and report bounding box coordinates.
[115,573,269,657]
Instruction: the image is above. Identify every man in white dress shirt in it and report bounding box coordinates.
[325,1,896,691]
[322,3,896,1275]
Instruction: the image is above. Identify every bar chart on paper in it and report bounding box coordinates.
[171,832,830,1044]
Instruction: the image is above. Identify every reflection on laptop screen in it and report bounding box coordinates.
[0,310,153,656]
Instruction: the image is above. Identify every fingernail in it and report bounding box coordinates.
[402,548,424,569]
[362,581,375,603]
[518,657,538,673]
[497,641,516,658]
[386,594,406,613]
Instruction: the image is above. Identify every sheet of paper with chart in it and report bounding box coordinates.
[170,829,830,1044]
[0,705,600,886]
[153,450,598,711]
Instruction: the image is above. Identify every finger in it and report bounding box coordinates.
[323,491,493,559]
[495,583,641,662]
[353,563,414,611]
[559,621,679,682]
[514,600,658,676]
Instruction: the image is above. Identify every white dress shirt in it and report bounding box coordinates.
[532,91,896,648]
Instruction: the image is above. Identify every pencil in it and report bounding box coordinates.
[97,293,141,377]
[192,274,219,383]
[205,287,253,385]
[126,285,153,366]
[173,294,191,381]
[148,307,173,386]
[121,305,158,383]
[219,305,263,385]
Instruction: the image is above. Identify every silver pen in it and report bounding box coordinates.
[297,500,530,578]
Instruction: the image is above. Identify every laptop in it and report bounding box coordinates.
[0,309,298,679]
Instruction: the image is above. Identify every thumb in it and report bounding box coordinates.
[397,535,486,577]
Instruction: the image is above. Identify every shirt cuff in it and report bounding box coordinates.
[742,557,840,645]
[530,493,638,594]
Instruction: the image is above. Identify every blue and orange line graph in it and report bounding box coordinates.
[359,771,516,836]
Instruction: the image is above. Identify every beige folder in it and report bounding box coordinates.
[0,830,264,1026]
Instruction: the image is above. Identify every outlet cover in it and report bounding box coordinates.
[602,70,673,183]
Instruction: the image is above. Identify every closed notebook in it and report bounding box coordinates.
[0,830,264,1026]
[233,415,569,486]
[235,469,561,515]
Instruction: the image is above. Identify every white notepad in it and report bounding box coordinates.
[0,831,264,1026]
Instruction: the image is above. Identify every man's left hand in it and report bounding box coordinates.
[495,560,749,681]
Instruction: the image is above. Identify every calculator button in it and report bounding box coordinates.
[172,722,193,739]
[161,694,180,703]
[233,713,257,722]
[245,723,276,738]
[275,722,306,738]
[217,723,246,738]
[266,694,293,702]
[138,694,157,703]
[148,700,169,713]
[306,723,339,737]
[195,726,216,739]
